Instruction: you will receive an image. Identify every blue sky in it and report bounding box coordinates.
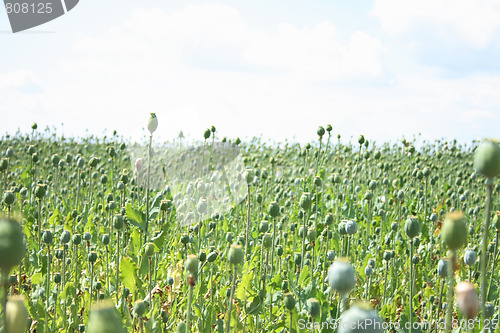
[0,0,499,146]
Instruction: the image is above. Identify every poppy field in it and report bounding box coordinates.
[0,118,499,333]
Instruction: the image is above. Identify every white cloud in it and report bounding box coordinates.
[1,3,499,145]
[372,0,500,48]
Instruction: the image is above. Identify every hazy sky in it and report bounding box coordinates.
[1,0,499,145]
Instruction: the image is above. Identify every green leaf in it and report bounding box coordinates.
[126,203,145,231]
[236,271,254,300]
[31,271,43,285]
[120,256,138,293]
[298,265,310,287]
[48,208,62,227]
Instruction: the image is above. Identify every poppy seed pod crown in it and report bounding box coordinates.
[328,259,355,294]
[442,211,467,250]
[473,139,500,178]
[148,113,158,134]
[87,300,126,333]
[338,302,383,333]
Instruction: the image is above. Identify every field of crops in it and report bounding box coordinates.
[0,118,499,333]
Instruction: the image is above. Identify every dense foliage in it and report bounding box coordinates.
[0,124,499,333]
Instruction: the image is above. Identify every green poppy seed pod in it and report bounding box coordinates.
[148,113,158,134]
[314,177,322,187]
[72,234,82,245]
[364,190,373,201]
[5,147,14,158]
[31,122,37,130]
[358,135,365,145]
[383,250,391,262]
[0,218,25,272]
[245,169,255,185]
[160,200,169,212]
[5,296,28,333]
[76,156,85,168]
[442,211,468,250]
[176,322,187,333]
[268,201,280,218]
[338,302,383,333]
[437,259,448,278]
[235,137,241,145]
[307,298,320,317]
[144,243,155,257]
[101,234,110,246]
[83,232,91,241]
[199,251,207,262]
[210,125,216,133]
[325,214,334,226]
[207,251,218,263]
[263,233,272,249]
[256,193,263,204]
[338,221,347,236]
[225,232,233,243]
[42,230,53,244]
[186,254,198,274]
[464,249,477,266]
[19,188,27,197]
[259,221,269,233]
[180,233,189,245]
[89,157,98,168]
[228,245,243,265]
[60,230,71,244]
[53,273,62,284]
[294,253,302,266]
[473,139,500,178]
[365,266,373,276]
[32,153,39,163]
[283,292,295,311]
[277,245,283,256]
[317,126,325,137]
[55,249,64,260]
[133,300,147,317]
[345,220,357,235]
[328,259,355,294]
[0,158,7,172]
[494,212,500,231]
[120,172,129,185]
[485,303,495,318]
[35,184,46,200]
[203,128,211,140]
[307,228,317,241]
[117,181,124,191]
[404,216,420,239]
[3,191,14,205]
[299,193,313,211]
[113,214,124,230]
[88,251,98,263]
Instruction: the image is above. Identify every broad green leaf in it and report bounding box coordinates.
[120,256,138,293]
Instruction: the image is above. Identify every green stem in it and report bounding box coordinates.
[487,230,499,299]
[245,185,251,259]
[446,250,456,332]
[144,134,153,246]
[186,282,193,333]
[226,265,238,333]
[409,240,413,333]
[480,178,493,323]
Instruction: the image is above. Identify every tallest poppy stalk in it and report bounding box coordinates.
[145,113,157,245]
